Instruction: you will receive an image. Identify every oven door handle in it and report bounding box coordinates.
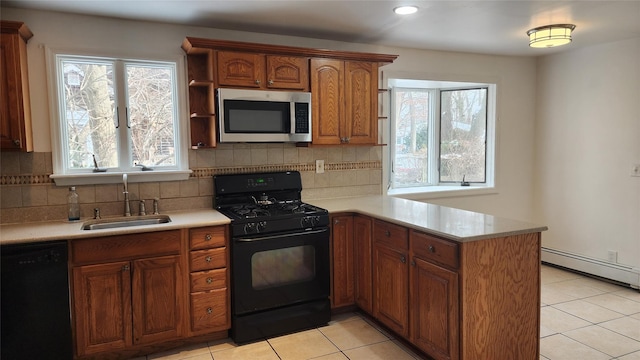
[235,228,328,242]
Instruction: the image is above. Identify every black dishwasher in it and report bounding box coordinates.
[1,240,73,360]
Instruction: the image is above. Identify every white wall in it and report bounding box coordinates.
[534,38,640,268]
[2,7,538,222]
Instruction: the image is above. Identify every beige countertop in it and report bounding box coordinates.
[307,196,547,242]
[1,196,547,245]
[0,209,230,245]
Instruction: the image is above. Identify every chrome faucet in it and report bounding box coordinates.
[123,174,131,216]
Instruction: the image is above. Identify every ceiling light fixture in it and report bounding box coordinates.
[394,5,418,15]
[527,24,576,48]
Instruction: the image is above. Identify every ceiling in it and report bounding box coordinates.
[3,0,640,56]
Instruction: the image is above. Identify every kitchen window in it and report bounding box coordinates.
[387,79,496,197]
[48,52,190,185]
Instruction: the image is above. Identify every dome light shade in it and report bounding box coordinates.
[394,6,418,15]
[527,24,576,48]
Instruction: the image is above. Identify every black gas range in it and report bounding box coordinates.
[213,171,331,344]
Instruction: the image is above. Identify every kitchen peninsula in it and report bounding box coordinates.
[1,197,546,360]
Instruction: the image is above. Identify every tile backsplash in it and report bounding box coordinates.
[0,143,382,224]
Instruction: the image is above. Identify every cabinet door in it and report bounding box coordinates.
[310,58,344,145]
[353,215,373,313]
[344,61,378,145]
[331,215,354,308]
[266,55,309,90]
[132,255,183,345]
[411,257,459,360]
[217,51,265,88]
[73,261,132,356]
[0,32,31,151]
[373,244,409,337]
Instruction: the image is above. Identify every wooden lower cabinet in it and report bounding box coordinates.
[72,254,183,356]
[330,215,355,308]
[373,242,409,338]
[353,215,373,313]
[410,257,459,360]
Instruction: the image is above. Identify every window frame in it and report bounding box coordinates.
[385,76,497,199]
[46,48,191,186]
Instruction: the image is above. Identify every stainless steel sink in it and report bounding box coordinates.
[81,215,171,230]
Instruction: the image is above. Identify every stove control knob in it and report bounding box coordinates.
[302,216,319,228]
[256,221,267,233]
[244,222,256,234]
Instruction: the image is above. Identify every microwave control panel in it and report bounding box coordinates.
[294,103,310,134]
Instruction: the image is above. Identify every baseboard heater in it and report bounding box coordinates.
[542,247,640,289]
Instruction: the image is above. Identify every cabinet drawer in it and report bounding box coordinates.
[410,230,459,269]
[190,268,227,292]
[190,247,226,271]
[190,288,229,332]
[373,220,408,250]
[190,226,226,250]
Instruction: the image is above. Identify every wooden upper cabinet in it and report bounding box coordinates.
[1,21,33,152]
[216,51,309,90]
[345,62,378,145]
[216,51,266,88]
[266,55,309,90]
[311,58,344,145]
[310,59,378,145]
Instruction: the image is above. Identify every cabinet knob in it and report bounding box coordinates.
[334,219,340,224]
[410,260,416,267]
[206,307,213,315]
[205,256,212,262]
[400,255,406,264]
[12,139,21,147]
[205,234,212,241]
[268,79,274,85]
[255,79,261,85]
[385,230,391,237]
[206,277,213,284]
[429,245,436,253]
[122,265,130,271]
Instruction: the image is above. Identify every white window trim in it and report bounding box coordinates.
[382,71,499,200]
[45,46,191,186]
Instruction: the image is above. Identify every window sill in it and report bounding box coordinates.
[50,170,192,186]
[388,185,497,200]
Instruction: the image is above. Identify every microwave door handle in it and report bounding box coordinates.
[290,102,296,135]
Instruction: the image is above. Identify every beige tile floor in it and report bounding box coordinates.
[140,264,640,360]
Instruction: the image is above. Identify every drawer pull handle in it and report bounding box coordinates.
[206,277,213,284]
[429,245,436,253]
[205,256,212,262]
[206,307,213,315]
[205,234,212,241]
[385,230,391,237]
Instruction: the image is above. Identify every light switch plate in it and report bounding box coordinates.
[631,164,640,177]
[315,160,325,174]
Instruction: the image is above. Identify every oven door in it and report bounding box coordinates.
[231,227,329,315]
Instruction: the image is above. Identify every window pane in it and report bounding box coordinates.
[393,89,430,187]
[440,88,487,183]
[61,60,117,169]
[126,64,176,167]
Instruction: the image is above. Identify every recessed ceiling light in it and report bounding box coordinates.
[394,6,418,15]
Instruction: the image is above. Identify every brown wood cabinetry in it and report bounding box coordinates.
[330,214,354,308]
[353,215,373,313]
[372,219,409,338]
[71,230,184,357]
[310,59,378,145]
[182,37,396,148]
[187,226,230,334]
[217,51,309,90]
[1,21,33,152]
[410,231,459,360]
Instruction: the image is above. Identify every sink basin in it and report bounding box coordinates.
[81,215,171,230]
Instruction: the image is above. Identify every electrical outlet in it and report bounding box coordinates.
[315,159,325,174]
[607,250,618,263]
[631,164,640,177]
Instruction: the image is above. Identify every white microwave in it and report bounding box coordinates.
[217,88,312,143]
